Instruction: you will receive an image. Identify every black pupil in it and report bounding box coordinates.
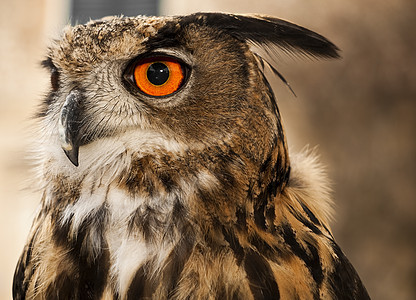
[147,62,169,85]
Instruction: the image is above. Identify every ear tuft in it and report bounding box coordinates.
[183,13,340,59]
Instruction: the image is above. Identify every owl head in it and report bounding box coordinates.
[39,13,338,184]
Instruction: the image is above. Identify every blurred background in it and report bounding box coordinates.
[0,0,414,299]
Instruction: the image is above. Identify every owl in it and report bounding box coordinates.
[13,13,370,299]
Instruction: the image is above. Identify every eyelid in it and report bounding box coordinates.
[144,49,193,66]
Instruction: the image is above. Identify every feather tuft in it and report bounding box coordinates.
[186,13,340,59]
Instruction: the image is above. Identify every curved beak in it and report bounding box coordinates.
[58,89,83,166]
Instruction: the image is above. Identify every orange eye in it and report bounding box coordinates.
[133,58,185,97]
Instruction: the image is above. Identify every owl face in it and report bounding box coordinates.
[39,13,338,175]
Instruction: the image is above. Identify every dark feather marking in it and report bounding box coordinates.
[265,203,276,232]
[45,253,109,300]
[259,153,273,174]
[302,217,322,235]
[75,244,109,299]
[322,223,335,239]
[275,150,290,192]
[236,207,248,232]
[52,213,72,247]
[222,226,245,264]
[254,194,268,230]
[74,205,109,299]
[280,223,323,292]
[128,205,162,242]
[328,241,371,300]
[170,199,188,234]
[128,199,186,242]
[45,272,76,300]
[159,170,176,193]
[125,157,161,198]
[299,201,321,226]
[164,223,195,298]
[253,151,287,232]
[287,204,323,235]
[127,260,156,299]
[244,250,280,300]
[13,233,37,299]
[49,204,109,299]
[248,234,281,263]
[144,174,156,198]
[305,240,324,298]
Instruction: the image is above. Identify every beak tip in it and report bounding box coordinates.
[63,148,79,167]
[59,89,83,168]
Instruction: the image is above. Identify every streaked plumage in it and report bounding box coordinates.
[13,13,370,299]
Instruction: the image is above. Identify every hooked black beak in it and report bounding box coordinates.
[58,89,83,166]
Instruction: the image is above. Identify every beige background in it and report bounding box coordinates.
[1,0,415,299]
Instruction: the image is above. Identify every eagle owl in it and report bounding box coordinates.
[13,13,370,299]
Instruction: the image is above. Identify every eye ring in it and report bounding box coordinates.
[132,57,186,97]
